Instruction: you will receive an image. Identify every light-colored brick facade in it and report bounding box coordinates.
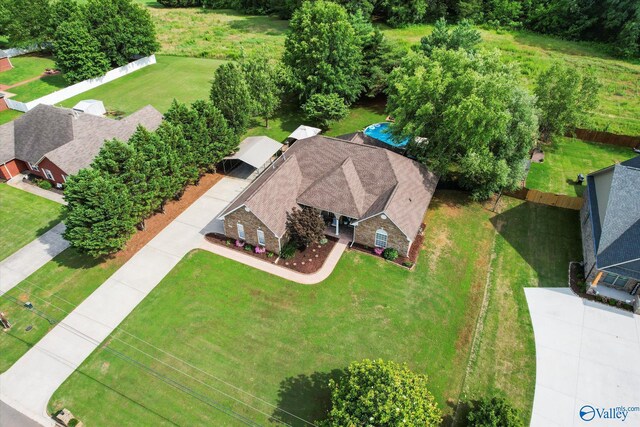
[224,208,281,254]
[354,214,412,256]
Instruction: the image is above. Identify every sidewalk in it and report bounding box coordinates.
[0,223,69,294]
[7,176,66,205]
[199,238,348,285]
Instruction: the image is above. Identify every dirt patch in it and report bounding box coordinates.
[427,228,451,271]
[204,233,338,274]
[114,173,223,262]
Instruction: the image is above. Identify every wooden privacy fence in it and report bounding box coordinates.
[507,188,584,210]
[570,128,640,148]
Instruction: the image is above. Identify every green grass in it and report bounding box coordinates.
[49,191,498,425]
[463,198,581,424]
[526,137,636,196]
[382,25,640,135]
[58,55,224,115]
[0,248,125,373]
[0,109,22,125]
[0,55,57,86]
[8,74,68,102]
[0,184,64,261]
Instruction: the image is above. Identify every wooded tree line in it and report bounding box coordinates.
[0,0,158,83]
[157,0,640,58]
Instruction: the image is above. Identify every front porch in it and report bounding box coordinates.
[588,284,637,305]
[322,211,355,242]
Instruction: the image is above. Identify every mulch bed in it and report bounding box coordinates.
[204,233,339,274]
[569,262,634,312]
[349,223,425,270]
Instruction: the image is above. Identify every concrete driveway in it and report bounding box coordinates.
[0,176,249,426]
[526,288,640,427]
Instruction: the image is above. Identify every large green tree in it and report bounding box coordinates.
[53,20,111,83]
[155,121,197,198]
[325,359,442,426]
[467,395,524,427]
[240,53,283,128]
[63,169,137,257]
[301,93,349,130]
[191,100,238,171]
[420,18,482,56]
[387,49,538,199]
[535,62,600,141]
[2,0,53,46]
[210,63,253,135]
[283,1,363,104]
[84,0,159,67]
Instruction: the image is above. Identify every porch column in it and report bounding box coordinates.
[334,213,339,236]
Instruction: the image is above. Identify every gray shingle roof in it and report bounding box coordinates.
[586,156,640,279]
[0,104,162,174]
[219,134,439,239]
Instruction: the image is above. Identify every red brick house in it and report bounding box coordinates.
[218,134,438,256]
[0,104,162,185]
[0,50,12,72]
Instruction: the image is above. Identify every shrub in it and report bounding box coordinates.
[467,395,524,427]
[319,237,328,245]
[577,280,587,294]
[280,241,297,259]
[609,299,617,306]
[302,93,349,130]
[68,419,79,427]
[226,239,231,246]
[403,261,414,268]
[244,244,253,252]
[286,206,325,247]
[235,239,244,247]
[37,179,53,190]
[266,251,274,258]
[382,248,399,261]
[374,247,384,256]
[254,245,266,254]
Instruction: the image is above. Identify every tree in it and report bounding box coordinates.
[191,100,238,171]
[286,206,325,247]
[210,63,252,135]
[535,63,600,141]
[325,359,442,426]
[283,1,363,104]
[2,0,53,46]
[155,120,198,194]
[301,93,349,130]
[63,169,137,257]
[53,20,111,83]
[420,18,482,56]
[386,49,538,200]
[240,53,283,128]
[127,126,166,221]
[84,0,159,67]
[467,396,524,427]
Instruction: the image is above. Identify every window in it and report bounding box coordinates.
[602,273,628,287]
[257,229,265,246]
[62,174,68,183]
[28,162,39,171]
[374,229,388,248]
[237,223,245,240]
[43,169,54,180]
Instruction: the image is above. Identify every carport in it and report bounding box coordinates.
[221,136,282,179]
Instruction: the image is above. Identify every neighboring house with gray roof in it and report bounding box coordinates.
[580,156,640,310]
[218,133,438,256]
[0,104,162,185]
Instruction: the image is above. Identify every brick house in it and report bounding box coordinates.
[0,50,12,72]
[580,156,640,311]
[217,134,438,256]
[0,104,162,185]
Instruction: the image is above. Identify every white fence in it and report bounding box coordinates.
[1,44,47,57]
[6,55,157,112]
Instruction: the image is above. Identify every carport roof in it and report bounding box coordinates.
[224,136,282,169]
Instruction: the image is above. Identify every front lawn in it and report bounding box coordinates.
[0,184,64,261]
[59,55,225,115]
[0,109,22,125]
[0,248,125,373]
[0,55,57,86]
[9,74,68,102]
[526,137,636,196]
[49,191,497,425]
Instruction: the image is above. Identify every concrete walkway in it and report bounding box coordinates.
[0,223,69,294]
[0,177,249,426]
[7,176,66,205]
[200,237,348,285]
[526,287,640,427]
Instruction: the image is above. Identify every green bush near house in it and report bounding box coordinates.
[279,240,297,259]
[37,180,53,190]
[382,247,399,261]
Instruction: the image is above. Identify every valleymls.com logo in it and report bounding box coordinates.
[579,405,640,422]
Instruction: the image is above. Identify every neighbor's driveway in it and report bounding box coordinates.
[0,177,249,426]
[526,288,640,427]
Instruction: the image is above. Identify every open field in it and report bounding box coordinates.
[0,185,64,261]
[462,198,581,424]
[49,191,497,425]
[526,137,636,196]
[0,55,57,86]
[58,55,224,115]
[0,248,125,373]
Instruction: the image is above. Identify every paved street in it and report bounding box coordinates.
[0,177,249,426]
[526,288,640,427]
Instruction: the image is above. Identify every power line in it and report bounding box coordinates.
[3,279,319,426]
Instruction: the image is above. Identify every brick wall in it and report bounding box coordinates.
[355,214,411,256]
[0,160,26,180]
[25,157,69,186]
[224,208,281,254]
